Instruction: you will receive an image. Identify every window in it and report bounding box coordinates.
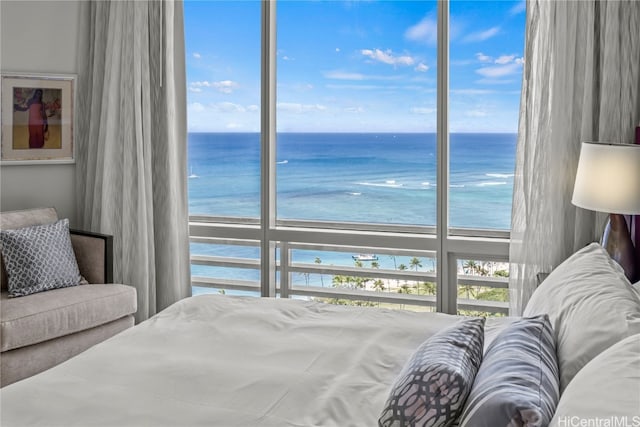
[448,0,524,231]
[186,1,261,218]
[276,1,437,226]
[184,0,524,315]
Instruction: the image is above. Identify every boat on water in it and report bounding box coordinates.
[189,167,198,179]
[352,254,378,262]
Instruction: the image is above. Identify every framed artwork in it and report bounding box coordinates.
[1,73,76,164]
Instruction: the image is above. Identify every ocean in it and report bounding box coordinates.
[188,133,515,289]
[188,132,516,229]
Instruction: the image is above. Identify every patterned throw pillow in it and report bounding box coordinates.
[0,219,84,297]
[458,315,559,427]
[379,317,485,427]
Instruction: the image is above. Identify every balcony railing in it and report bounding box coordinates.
[189,220,510,315]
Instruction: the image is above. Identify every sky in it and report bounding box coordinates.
[184,0,526,133]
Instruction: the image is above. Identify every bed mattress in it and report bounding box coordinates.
[0,295,513,426]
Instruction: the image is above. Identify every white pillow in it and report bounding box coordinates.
[549,333,640,426]
[523,243,640,391]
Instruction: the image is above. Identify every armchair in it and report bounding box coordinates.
[0,208,137,387]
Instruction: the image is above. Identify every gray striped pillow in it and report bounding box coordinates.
[458,315,559,427]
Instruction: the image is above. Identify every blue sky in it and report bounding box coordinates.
[185,0,525,133]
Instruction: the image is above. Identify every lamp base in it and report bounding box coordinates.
[601,213,639,282]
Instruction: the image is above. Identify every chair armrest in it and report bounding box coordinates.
[69,229,113,284]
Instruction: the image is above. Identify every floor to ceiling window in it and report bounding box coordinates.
[185,0,525,315]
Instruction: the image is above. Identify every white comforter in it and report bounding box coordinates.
[0,295,512,427]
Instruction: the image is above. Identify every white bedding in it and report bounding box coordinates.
[0,295,513,427]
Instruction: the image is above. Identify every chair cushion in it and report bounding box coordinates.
[1,284,137,352]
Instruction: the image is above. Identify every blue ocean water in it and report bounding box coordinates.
[188,132,516,229]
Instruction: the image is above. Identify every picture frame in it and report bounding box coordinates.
[1,72,76,165]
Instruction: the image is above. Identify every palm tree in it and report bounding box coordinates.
[332,275,346,288]
[389,255,398,270]
[371,261,379,269]
[397,283,411,310]
[396,263,407,293]
[315,257,324,286]
[409,257,422,271]
[373,279,385,292]
[463,260,477,275]
[420,281,436,295]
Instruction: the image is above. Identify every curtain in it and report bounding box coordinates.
[510,0,640,314]
[76,0,191,323]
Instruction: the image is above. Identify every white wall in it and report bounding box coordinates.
[0,0,81,225]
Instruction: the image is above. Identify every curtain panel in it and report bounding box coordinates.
[510,0,640,314]
[76,0,191,322]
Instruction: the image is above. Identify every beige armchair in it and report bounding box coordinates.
[0,208,137,387]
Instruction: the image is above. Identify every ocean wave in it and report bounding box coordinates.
[348,192,362,196]
[357,181,403,188]
[450,184,465,188]
[476,181,507,187]
[277,160,289,164]
[485,173,513,178]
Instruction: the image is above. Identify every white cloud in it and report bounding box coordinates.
[476,78,518,85]
[451,89,495,95]
[189,80,239,94]
[476,62,522,78]
[277,103,327,113]
[213,102,247,113]
[465,109,488,117]
[410,107,437,115]
[463,26,500,43]
[190,81,212,87]
[188,102,205,113]
[475,52,492,63]
[405,16,438,45]
[212,80,238,94]
[415,63,430,72]
[323,71,405,82]
[324,71,365,80]
[344,106,364,113]
[495,55,517,64]
[361,49,415,66]
[335,48,341,53]
[510,1,526,15]
[325,84,387,91]
[193,52,201,59]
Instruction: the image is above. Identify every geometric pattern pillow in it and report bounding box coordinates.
[458,315,560,427]
[0,219,84,297]
[379,317,485,427]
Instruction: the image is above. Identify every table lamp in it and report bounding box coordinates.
[572,141,640,282]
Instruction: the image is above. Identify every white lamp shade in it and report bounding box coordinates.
[572,142,640,215]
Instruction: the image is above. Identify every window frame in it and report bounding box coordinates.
[188,0,512,315]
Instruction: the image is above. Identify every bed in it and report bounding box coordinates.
[1,243,639,426]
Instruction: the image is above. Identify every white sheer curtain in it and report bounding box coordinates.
[510,0,640,314]
[75,0,191,322]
